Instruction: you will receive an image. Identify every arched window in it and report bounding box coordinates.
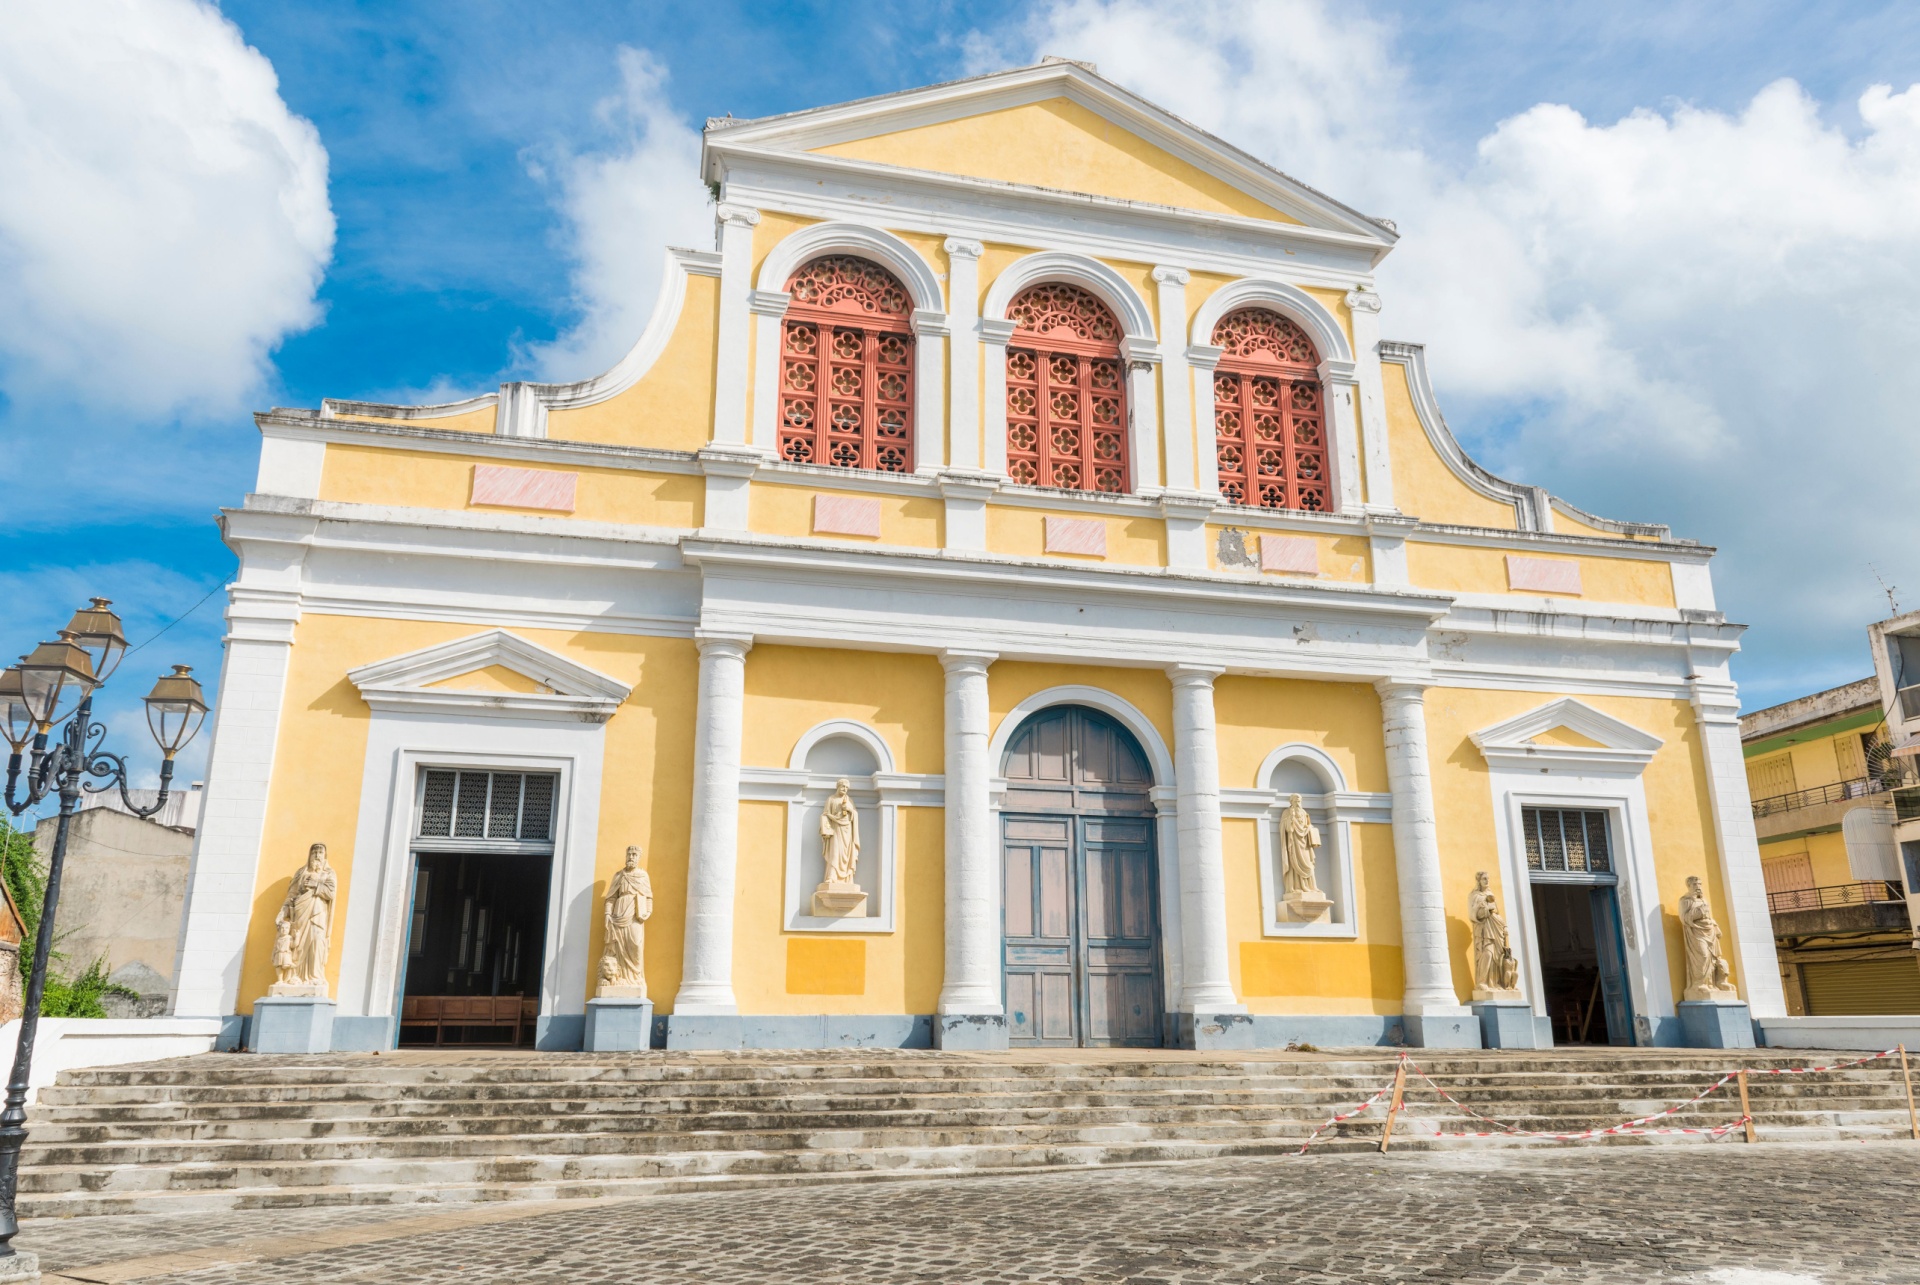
[779,256,915,473]
[1211,307,1327,511]
[1005,283,1128,493]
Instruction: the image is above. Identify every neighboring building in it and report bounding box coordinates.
[171,61,1782,1054]
[35,800,197,1017]
[0,881,23,1023]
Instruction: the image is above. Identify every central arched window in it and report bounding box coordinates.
[1005,283,1128,493]
[779,255,914,473]
[1211,307,1327,511]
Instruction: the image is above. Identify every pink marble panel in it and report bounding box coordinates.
[1044,515,1107,558]
[813,494,883,537]
[1259,535,1319,575]
[469,464,577,513]
[1507,555,1583,595]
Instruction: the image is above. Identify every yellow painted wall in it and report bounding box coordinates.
[238,615,698,1015]
[815,98,1302,225]
[751,211,824,281]
[424,664,550,694]
[1301,286,1355,353]
[546,272,721,451]
[748,484,944,550]
[987,506,1166,567]
[1382,361,1519,531]
[317,445,703,529]
[987,662,1174,757]
[1421,688,1737,1006]
[1405,542,1678,609]
[328,406,496,435]
[1204,527,1371,583]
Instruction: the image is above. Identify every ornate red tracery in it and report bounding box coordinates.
[1005,283,1128,493]
[779,256,914,473]
[1211,307,1327,511]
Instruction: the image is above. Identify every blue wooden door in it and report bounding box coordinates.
[1587,887,1635,1047]
[1080,817,1160,1045]
[1003,817,1078,1045]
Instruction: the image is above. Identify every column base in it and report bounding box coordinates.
[1403,1010,1481,1049]
[0,1250,40,1282]
[584,998,655,1052]
[250,996,335,1054]
[933,1013,1008,1050]
[1177,1011,1255,1051]
[1678,1000,1755,1049]
[1473,1000,1547,1049]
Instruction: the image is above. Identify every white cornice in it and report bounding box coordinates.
[256,412,704,476]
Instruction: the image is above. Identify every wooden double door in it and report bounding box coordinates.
[1001,706,1164,1047]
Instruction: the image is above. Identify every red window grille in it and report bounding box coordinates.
[779,256,914,473]
[1004,282,1129,494]
[1211,307,1328,511]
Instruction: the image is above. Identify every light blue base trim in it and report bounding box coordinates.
[535,1014,586,1051]
[330,1016,394,1051]
[1179,1012,1256,1050]
[584,999,654,1052]
[1678,1001,1755,1049]
[666,1014,933,1051]
[1649,1014,1687,1047]
[214,1014,247,1052]
[1403,1013,1483,1049]
[933,1014,1008,1050]
[1244,1015,1406,1048]
[1474,1001,1547,1049]
[251,997,335,1054]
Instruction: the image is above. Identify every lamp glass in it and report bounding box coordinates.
[143,665,208,755]
[62,598,128,684]
[0,667,31,751]
[18,635,95,726]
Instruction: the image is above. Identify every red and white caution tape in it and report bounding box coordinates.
[1293,1082,1394,1155]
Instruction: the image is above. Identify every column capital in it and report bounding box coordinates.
[940,649,997,674]
[1344,288,1383,314]
[1167,663,1224,687]
[715,202,761,229]
[694,631,754,658]
[1151,265,1191,285]
[1374,677,1429,702]
[943,237,985,260]
[747,289,790,317]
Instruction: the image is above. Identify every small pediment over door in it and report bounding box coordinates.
[347,630,631,723]
[1469,698,1664,774]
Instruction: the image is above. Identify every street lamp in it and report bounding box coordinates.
[0,599,206,1261]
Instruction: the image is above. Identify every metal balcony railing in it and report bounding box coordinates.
[1749,776,1890,818]
[1767,880,1905,914]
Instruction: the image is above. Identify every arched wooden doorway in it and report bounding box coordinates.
[1000,704,1163,1047]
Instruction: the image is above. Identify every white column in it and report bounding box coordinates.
[710,203,760,446]
[1690,681,1789,1019]
[1376,680,1468,1018]
[980,318,1016,478]
[937,651,1000,1016]
[944,238,984,472]
[1152,267,1195,492]
[1122,341,1163,493]
[673,632,752,1015]
[1321,359,1365,514]
[1187,344,1223,496]
[1167,665,1241,1014]
[1345,288,1396,512]
[911,309,950,469]
[746,289,790,451]
[170,574,302,1019]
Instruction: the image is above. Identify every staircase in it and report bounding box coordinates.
[18,1047,1914,1219]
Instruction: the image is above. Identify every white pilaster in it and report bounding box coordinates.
[1167,665,1241,1014]
[980,317,1016,479]
[696,445,761,533]
[1122,340,1163,493]
[1321,358,1364,515]
[747,289,789,452]
[673,632,752,1015]
[1345,289,1396,512]
[1187,344,1223,497]
[938,471,998,554]
[1376,680,1469,1018]
[911,308,950,469]
[711,203,760,447]
[1152,267,1195,492]
[1689,681,1789,1019]
[944,239,984,472]
[1160,492,1215,572]
[938,650,1000,1015]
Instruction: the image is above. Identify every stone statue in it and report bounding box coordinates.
[597,846,652,999]
[812,779,868,917]
[1679,874,1736,1001]
[269,843,336,997]
[1276,794,1333,923]
[1469,870,1521,1000]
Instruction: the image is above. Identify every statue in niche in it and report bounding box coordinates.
[597,846,652,999]
[1277,793,1333,923]
[812,779,868,917]
[1469,870,1521,1000]
[269,843,336,997]
[1679,875,1737,1001]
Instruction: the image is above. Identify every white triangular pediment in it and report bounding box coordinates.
[347,630,631,723]
[1470,698,1663,772]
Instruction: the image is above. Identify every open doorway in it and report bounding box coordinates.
[1531,883,1632,1046]
[397,769,558,1048]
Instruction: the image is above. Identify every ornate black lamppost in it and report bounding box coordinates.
[0,599,207,1262]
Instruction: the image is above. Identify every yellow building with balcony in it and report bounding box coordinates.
[170,61,1783,1054]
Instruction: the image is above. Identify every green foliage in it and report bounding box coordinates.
[39,955,138,1020]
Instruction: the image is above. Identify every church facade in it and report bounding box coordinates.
[172,61,1783,1052]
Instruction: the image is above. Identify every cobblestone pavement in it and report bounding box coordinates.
[23,1142,1920,1284]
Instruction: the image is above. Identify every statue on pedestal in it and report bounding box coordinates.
[1469,870,1521,1000]
[597,846,652,999]
[270,843,336,998]
[812,779,868,917]
[1277,794,1333,923]
[1679,875,1737,1001]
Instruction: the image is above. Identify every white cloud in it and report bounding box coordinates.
[0,0,334,418]
[982,0,1920,696]
[526,47,713,382]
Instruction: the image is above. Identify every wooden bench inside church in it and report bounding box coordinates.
[399,995,538,1047]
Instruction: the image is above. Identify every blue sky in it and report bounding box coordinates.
[5,0,1920,800]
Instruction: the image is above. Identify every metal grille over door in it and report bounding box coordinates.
[1001,705,1162,1047]
[417,770,556,848]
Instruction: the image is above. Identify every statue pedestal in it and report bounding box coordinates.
[1678,999,1754,1049]
[0,1250,40,1282]
[252,995,335,1053]
[812,881,868,918]
[584,997,655,1052]
[1473,999,1546,1049]
[1279,891,1333,923]
[267,981,328,999]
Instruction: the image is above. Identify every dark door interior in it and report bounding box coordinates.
[399,851,551,1046]
[1531,882,1633,1046]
